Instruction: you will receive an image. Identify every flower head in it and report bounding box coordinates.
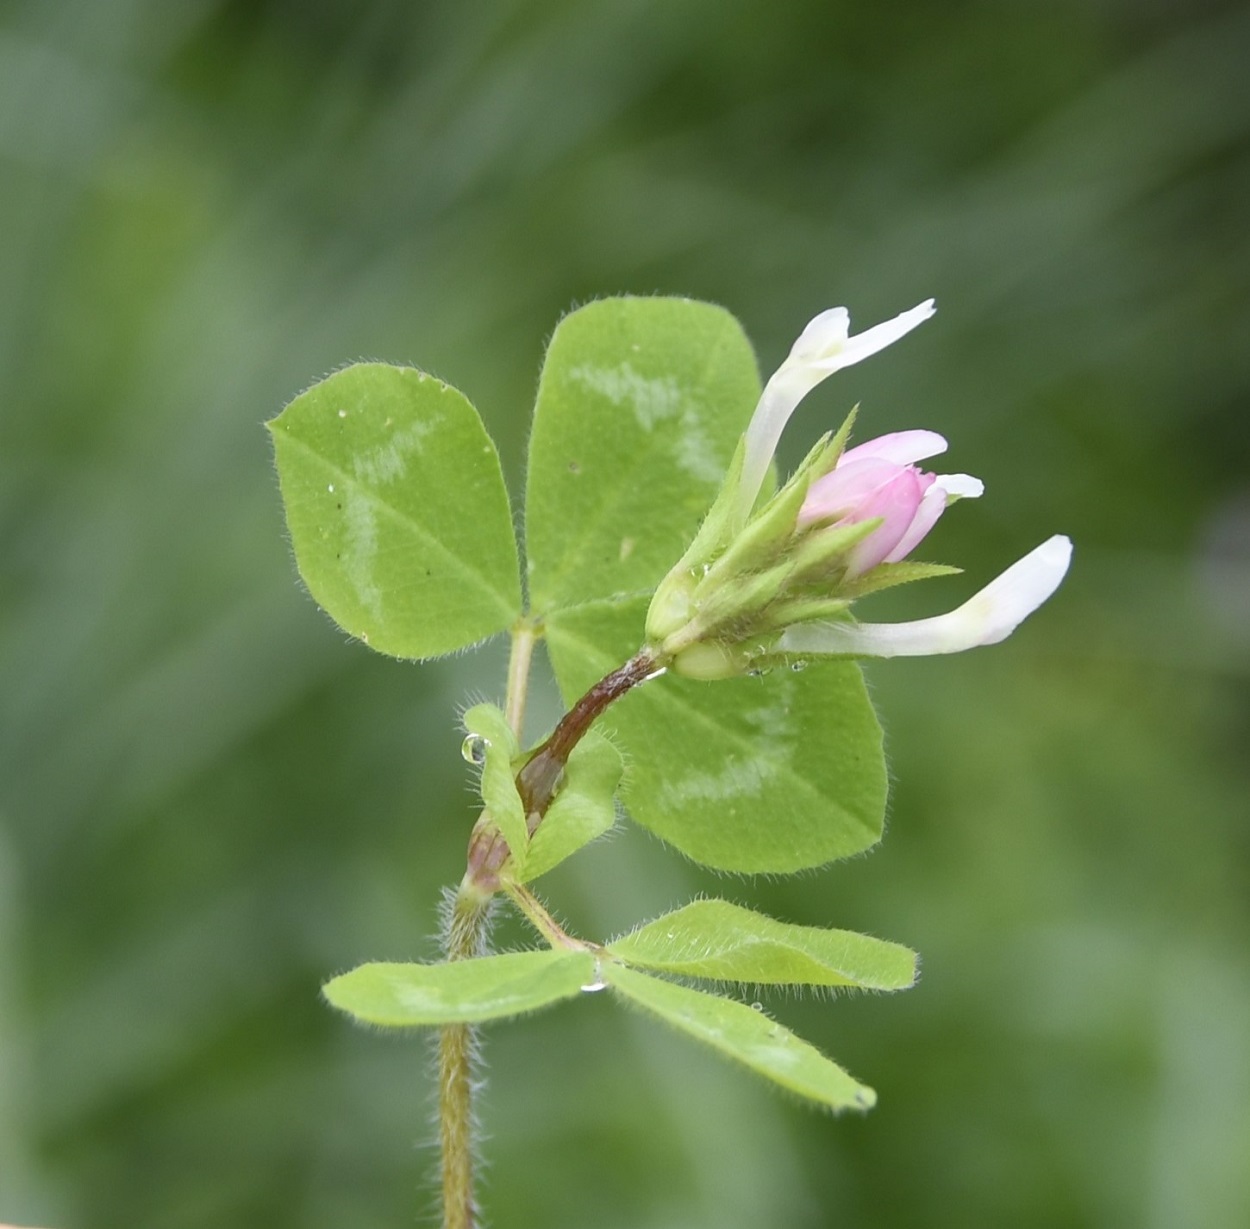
[644,299,1070,677]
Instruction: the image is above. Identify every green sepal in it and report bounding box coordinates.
[837,560,963,599]
[759,596,851,632]
[672,439,747,573]
[684,561,793,647]
[463,704,528,863]
[605,964,876,1112]
[268,363,521,659]
[819,406,859,473]
[700,466,810,589]
[787,518,881,583]
[323,950,597,1026]
[520,730,624,881]
[607,899,916,990]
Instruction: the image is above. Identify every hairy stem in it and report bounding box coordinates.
[437,620,539,1229]
[439,636,662,1226]
[438,882,493,1229]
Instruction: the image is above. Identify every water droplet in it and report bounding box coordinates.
[790,660,808,672]
[751,1001,764,1012]
[581,960,607,992]
[327,483,335,493]
[746,668,764,678]
[337,409,347,418]
[461,733,488,765]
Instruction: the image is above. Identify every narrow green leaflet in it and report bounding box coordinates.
[608,900,916,990]
[463,703,529,860]
[525,297,760,616]
[323,951,596,1026]
[268,363,521,658]
[606,964,875,1112]
[521,730,623,881]
[545,598,888,873]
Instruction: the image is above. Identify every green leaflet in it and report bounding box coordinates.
[605,964,875,1112]
[545,597,888,873]
[323,951,596,1026]
[522,730,623,881]
[525,297,760,616]
[608,899,916,990]
[268,363,520,658]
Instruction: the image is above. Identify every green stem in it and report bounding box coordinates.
[437,619,538,1229]
[504,620,538,740]
[438,881,492,1229]
[505,879,593,951]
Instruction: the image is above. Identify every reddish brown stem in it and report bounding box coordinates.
[465,649,660,889]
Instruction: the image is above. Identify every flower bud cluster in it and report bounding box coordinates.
[644,300,1071,677]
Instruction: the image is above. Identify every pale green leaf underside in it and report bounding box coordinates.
[463,703,529,860]
[269,363,520,659]
[545,597,888,873]
[608,899,916,990]
[322,951,596,1026]
[525,297,760,616]
[606,964,875,1112]
[521,730,623,881]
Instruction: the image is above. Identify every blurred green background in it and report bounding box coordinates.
[2,0,1248,1226]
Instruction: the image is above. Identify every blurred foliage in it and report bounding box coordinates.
[1,0,1248,1226]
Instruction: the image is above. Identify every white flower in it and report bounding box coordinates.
[778,535,1073,658]
[738,299,936,519]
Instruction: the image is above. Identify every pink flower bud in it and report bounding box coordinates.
[799,432,983,575]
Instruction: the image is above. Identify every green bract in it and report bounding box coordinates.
[522,730,623,880]
[269,363,520,658]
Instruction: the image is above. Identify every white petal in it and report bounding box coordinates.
[788,306,850,362]
[840,429,948,467]
[738,298,937,518]
[812,298,936,372]
[934,472,984,502]
[779,535,1072,658]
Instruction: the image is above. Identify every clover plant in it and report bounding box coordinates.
[268,295,1070,1228]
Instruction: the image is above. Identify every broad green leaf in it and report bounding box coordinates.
[323,950,596,1026]
[521,730,623,881]
[545,598,888,873]
[608,899,916,990]
[463,703,528,860]
[268,363,521,658]
[525,297,760,616]
[606,964,875,1112]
